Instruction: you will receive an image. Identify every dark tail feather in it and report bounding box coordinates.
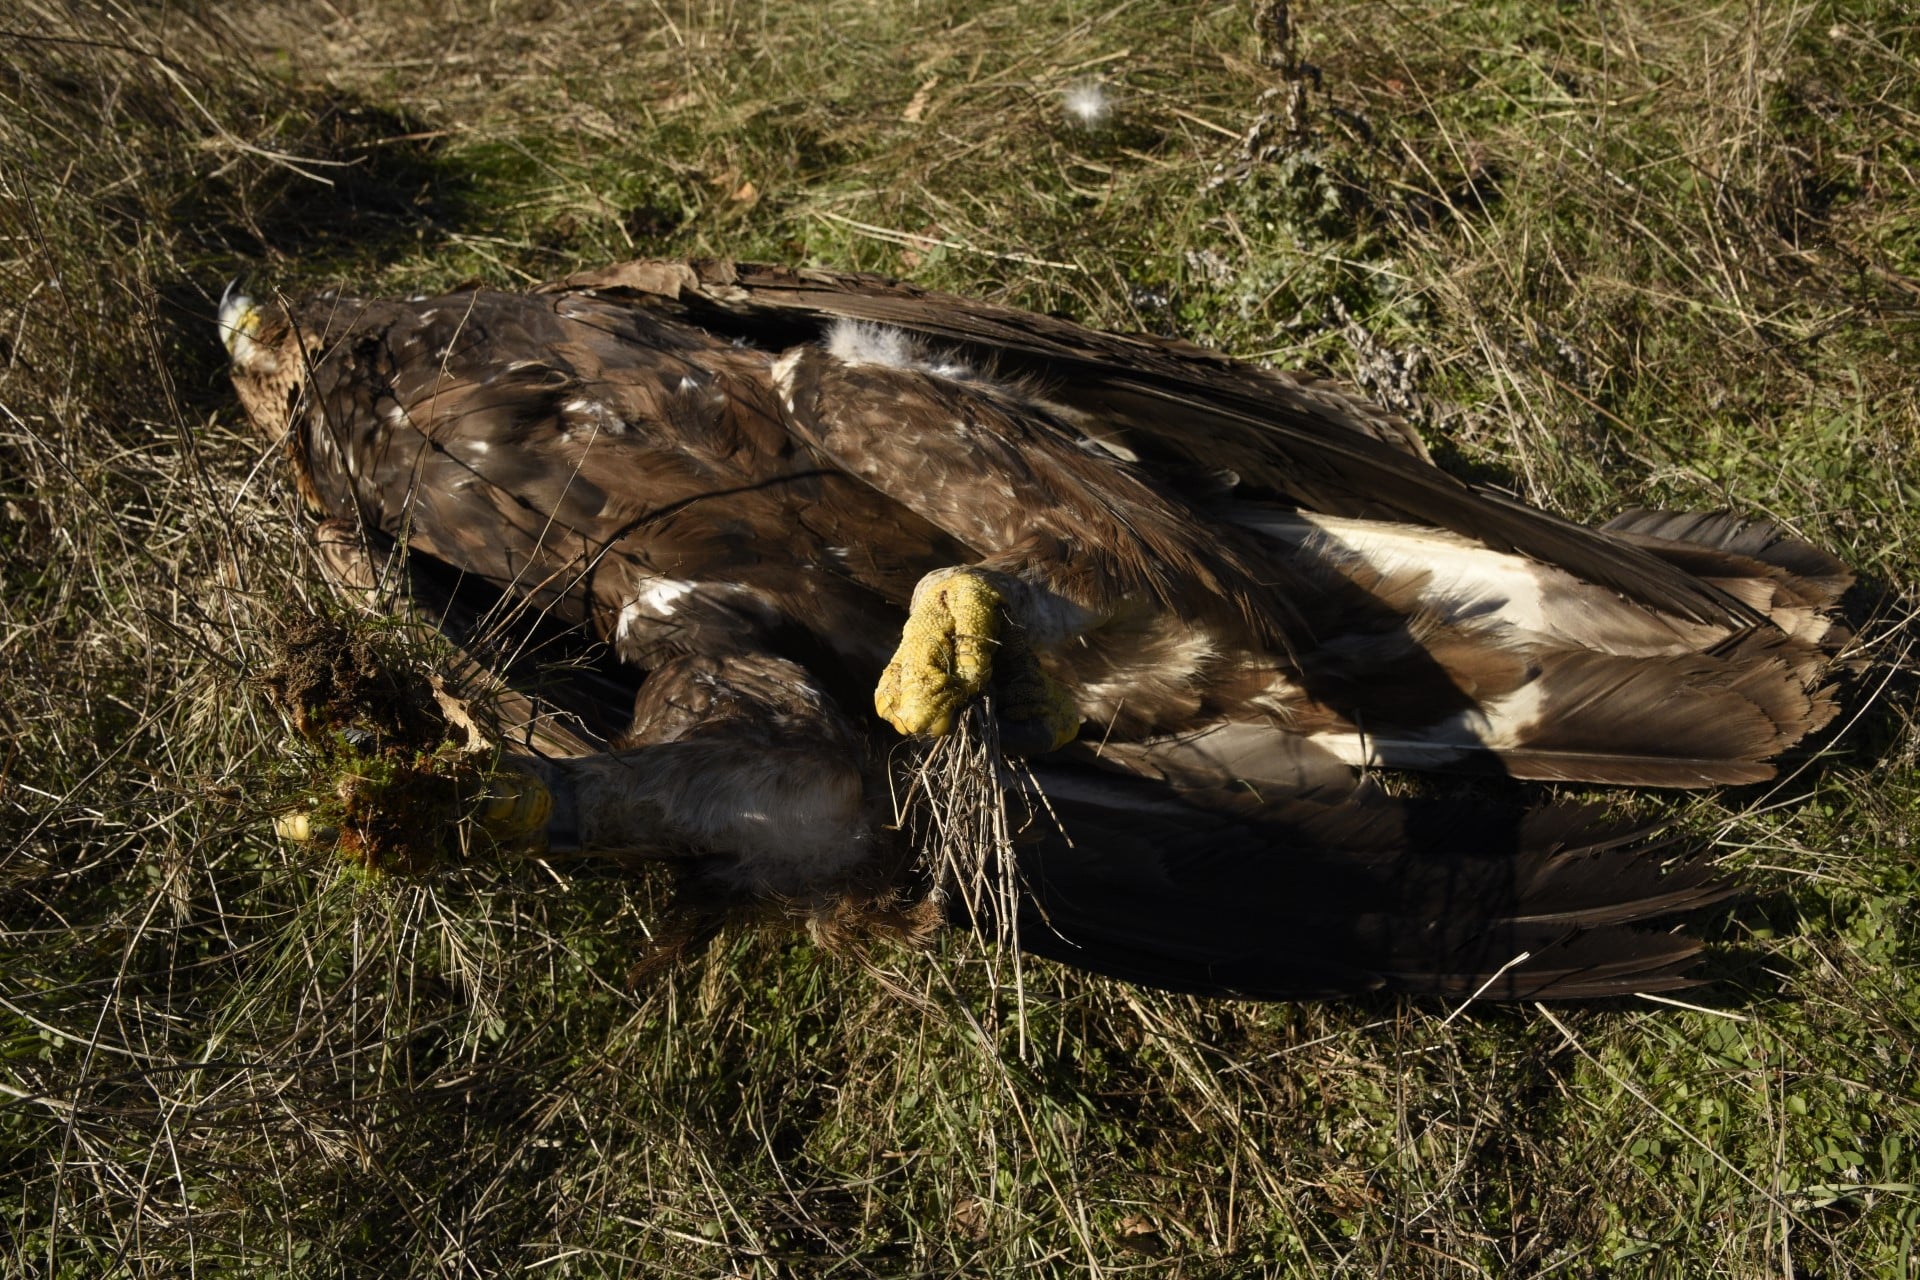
[1602,508,1854,605]
[1488,631,1838,787]
[975,767,1733,1001]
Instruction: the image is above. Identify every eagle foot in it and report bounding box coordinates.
[875,567,1080,753]
[273,757,553,874]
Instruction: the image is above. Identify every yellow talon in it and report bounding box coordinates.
[875,567,1081,752]
[994,629,1083,754]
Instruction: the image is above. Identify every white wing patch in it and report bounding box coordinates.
[1305,679,1553,769]
[558,395,624,437]
[616,579,699,639]
[1237,511,1553,633]
[1236,510,1708,655]
[824,318,980,382]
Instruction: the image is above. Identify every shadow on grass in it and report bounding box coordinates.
[210,93,472,265]
[159,86,485,402]
[5,24,489,434]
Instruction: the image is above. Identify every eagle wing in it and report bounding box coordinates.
[522,263,1849,782]
[269,288,965,678]
[550,259,1769,627]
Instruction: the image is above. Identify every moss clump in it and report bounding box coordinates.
[279,737,552,877]
[308,743,477,876]
[260,613,546,875]
[258,614,447,752]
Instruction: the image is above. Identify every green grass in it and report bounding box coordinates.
[3,0,1917,1274]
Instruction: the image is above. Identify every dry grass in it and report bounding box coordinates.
[3,0,1917,1275]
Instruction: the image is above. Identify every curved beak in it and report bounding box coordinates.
[216,277,259,359]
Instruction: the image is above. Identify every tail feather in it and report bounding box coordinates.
[1500,632,1834,782]
[1603,508,1854,603]
[1219,506,1849,788]
[1299,639,1836,787]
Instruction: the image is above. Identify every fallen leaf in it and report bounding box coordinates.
[429,673,489,752]
[904,74,940,123]
[951,1195,988,1242]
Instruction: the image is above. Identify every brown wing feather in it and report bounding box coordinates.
[554,259,1765,628]
[274,289,967,685]
[774,343,1299,641]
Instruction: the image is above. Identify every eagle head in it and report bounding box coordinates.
[217,280,266,361]
[218,283,327,511]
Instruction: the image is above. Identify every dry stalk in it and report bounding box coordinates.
[890,696,1058,1056]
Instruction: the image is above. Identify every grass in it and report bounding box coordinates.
[2,0,1917,1274]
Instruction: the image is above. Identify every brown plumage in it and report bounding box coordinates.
[225,259,1853,1000]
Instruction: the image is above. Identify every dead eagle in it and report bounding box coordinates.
[224,259,1852,1001]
